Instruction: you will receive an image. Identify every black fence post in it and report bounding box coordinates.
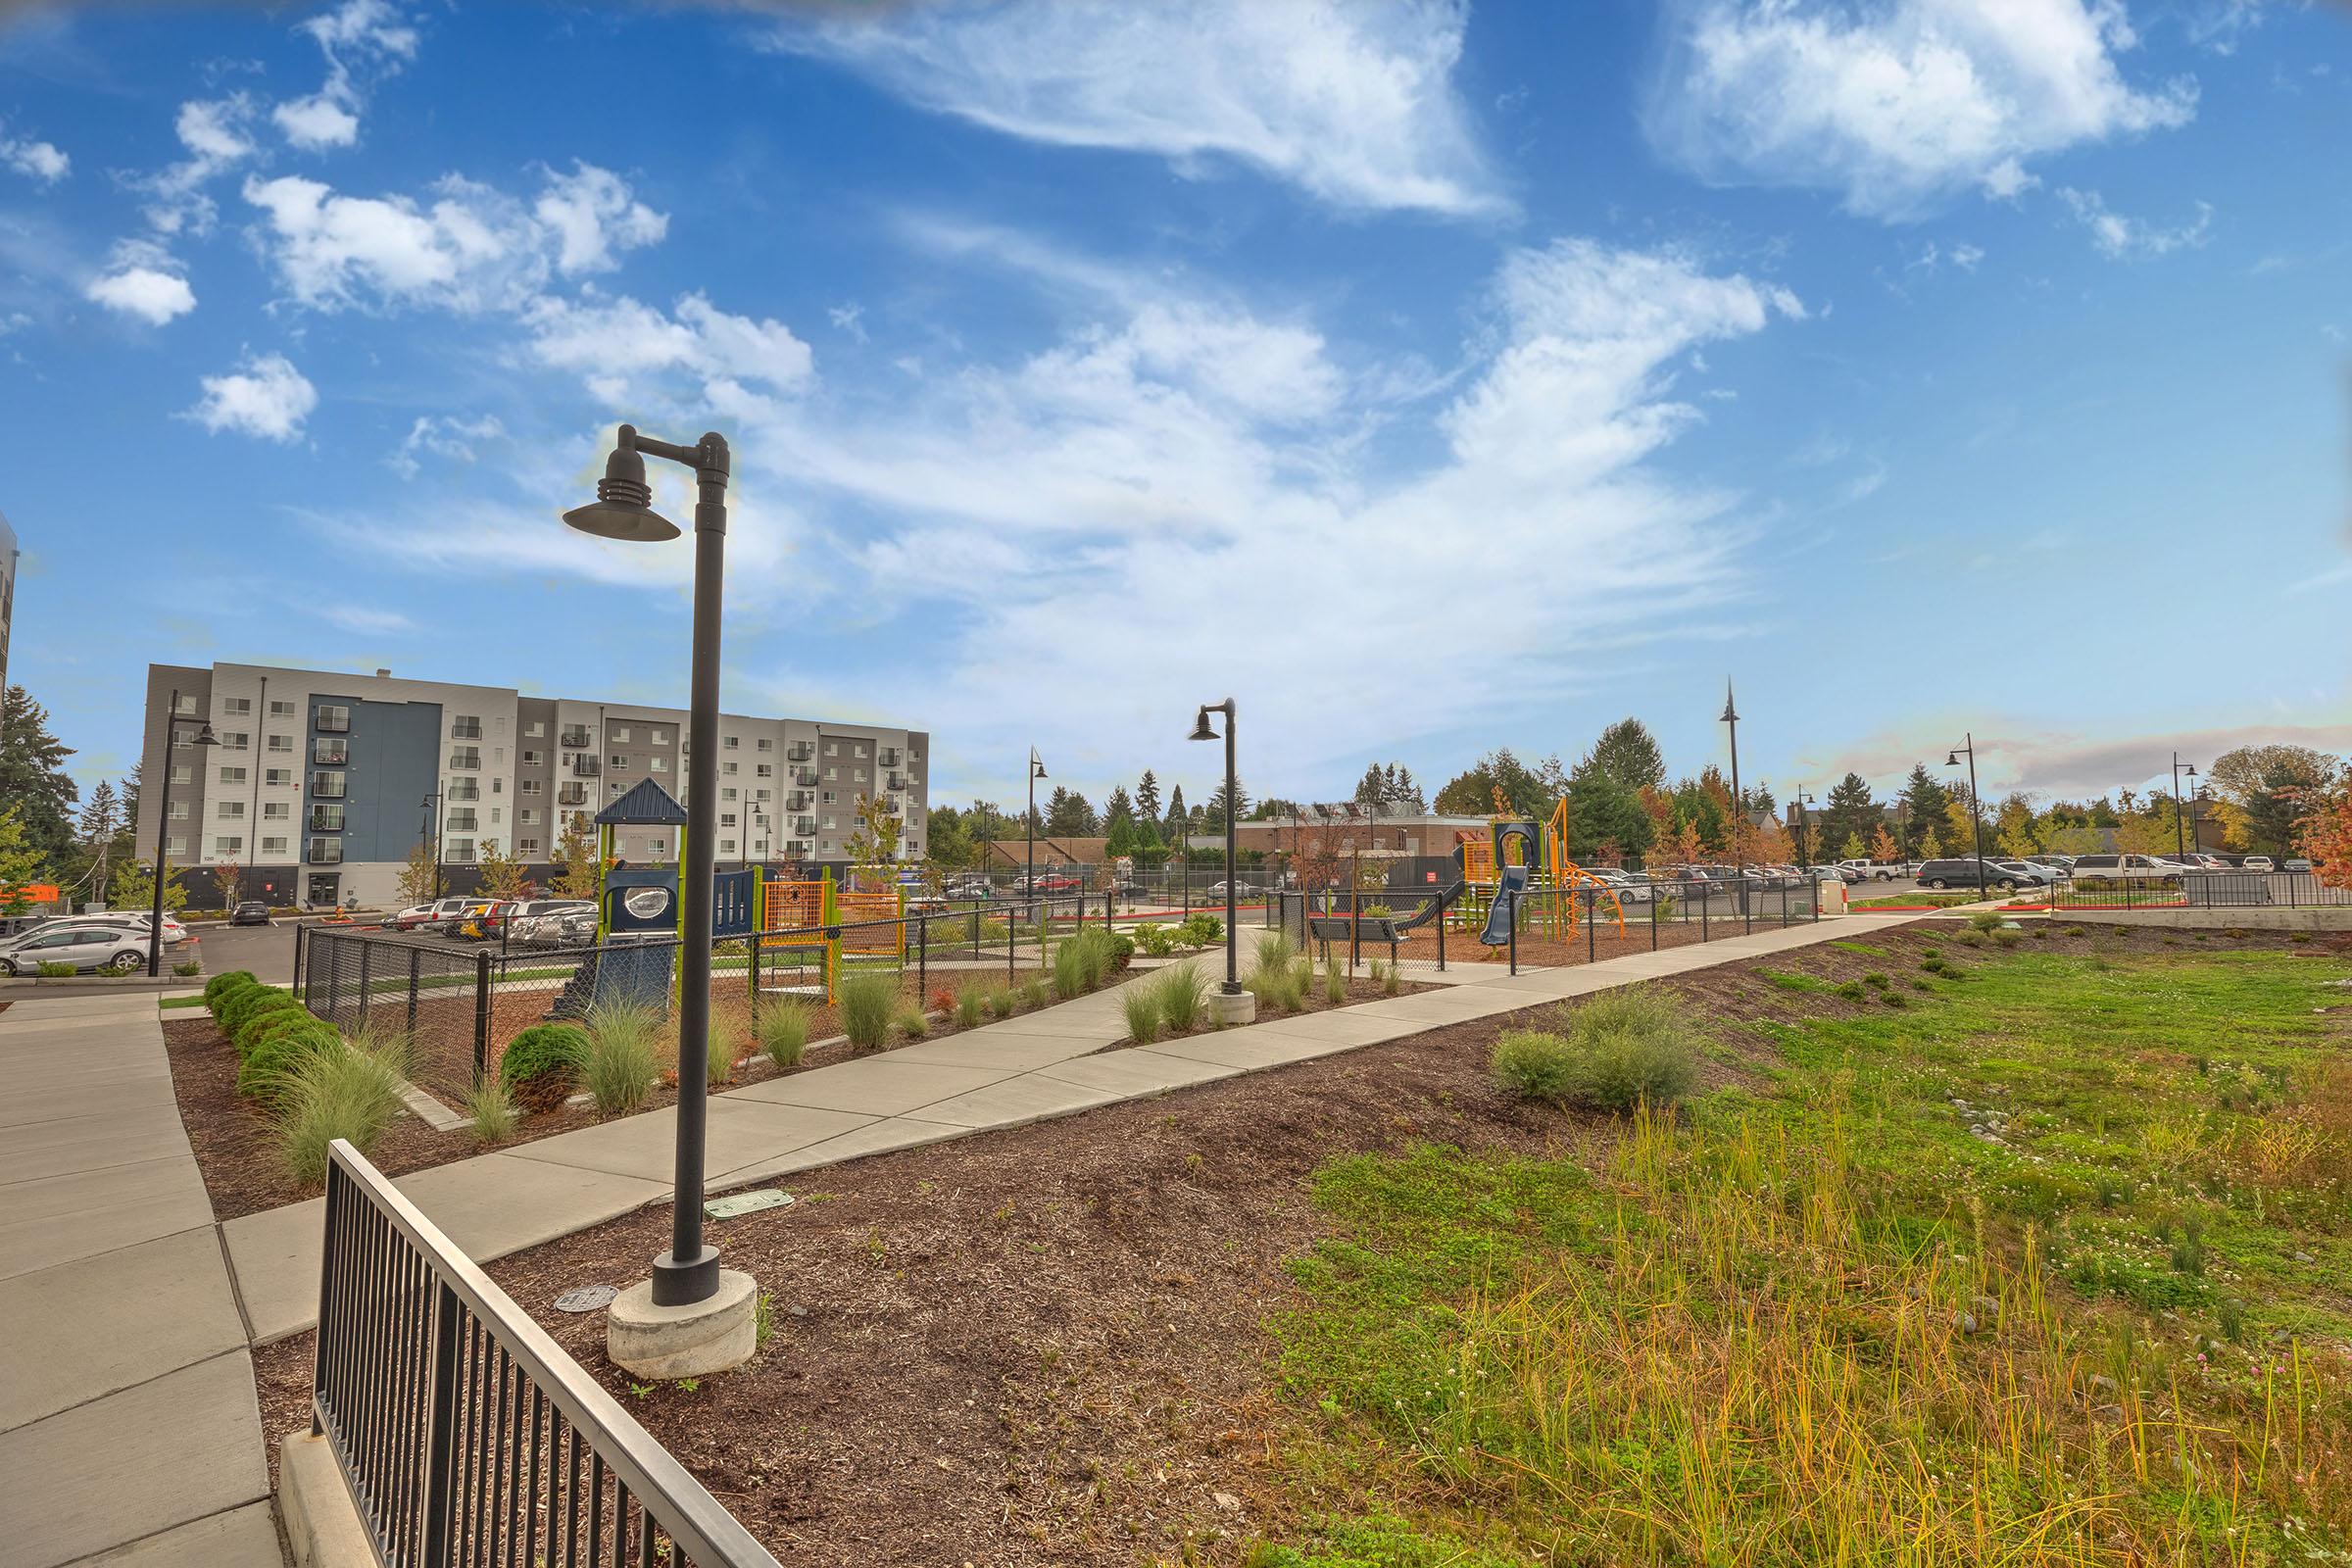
[916,915,927,999]
[471,950,491,1082]
[1507,886,1519,976]
[1349,887,1360,974]
[406,947,420,1036]
[1007,903,1016,984]
[1650,887,1659,951]
[416,1279,463,1566]
[292,921,307,1001]
[358,940,372,1030]
[1437,896,1446,971]
[325,933,343,1023]
[1700,883,1709,943]
[1588,890,1596,964]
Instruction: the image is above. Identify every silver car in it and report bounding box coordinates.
[0,923,152,975]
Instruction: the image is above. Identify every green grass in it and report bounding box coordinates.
[1256,942,2352,1565]
[1851,890,1992,908]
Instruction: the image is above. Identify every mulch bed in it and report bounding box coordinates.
[242,919,2339,1566]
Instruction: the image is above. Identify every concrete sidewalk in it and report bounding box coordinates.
[0,991,282,1568]
[222,914,1876,1350]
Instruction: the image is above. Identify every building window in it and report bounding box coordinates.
[756,763,772,777]
[521,750,542,766]
[651,728,669,745]
[218,731,249,751]
[312,771,346,799]
[722,736,740,751]
[310,804,345,831]
[650,757,666,772]
[526,719,545,738]
[822,815,837,831]
[517,838,540,856]
[270,699,296,719]
[450,715,482,740]
[219,801,245,818]
[219,765,248,786]
[315,704,349,733]
[215,835,244,857]
[722,787,738,802]
[312,737,347,765]
[520,779,542,796]
[447,778,480,803]
[609,754,628,769]
[169,801,189,821]
[263,767,291,788]
[648,840,668,861]
[264,802,289,821]
[263,836,288,857]
[446,839,474,863]
[170,765,192,786]
[447,747,478,771]
[561,725,592,749]
[268,734,293,754]
[756,737,773,753]
[720,812,737,828]
[310,838,345,864]
[825,766,838,781]
[519,808,539,825]
[756,788,770,801]
[612,725,633,743]
[448,808,478,832]
[167,834,187,857]
[855,744,868,759]
[174,694,198,715]
[721,839,738,855]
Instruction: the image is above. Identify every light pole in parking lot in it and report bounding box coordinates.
[1720,681,1746,911]
[1790,790,1817,869]
[1946,736,1986,899]
[1189,699,1242,1006]
[1025,748,1047,903]
[2170,754,2198,862]
[419,792,444,902]
[564,422,750,1368]
[148,693,218,975]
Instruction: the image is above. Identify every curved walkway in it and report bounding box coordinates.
[221,914,1895,1349]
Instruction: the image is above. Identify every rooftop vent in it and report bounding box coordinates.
[374,668,392,677]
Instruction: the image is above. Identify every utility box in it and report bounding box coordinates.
[1818,879,1849,915]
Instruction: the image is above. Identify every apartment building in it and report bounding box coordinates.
[137,662,930,908]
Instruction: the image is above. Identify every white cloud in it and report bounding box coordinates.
[0,123,69,184]
[389,413,504,478]
[777,0,1507,218]
[320,605,414,633]
[274,0,419,151]
[1644,0,2197,219]
[522,292,815,401]
[532,163,668,274]
[187,352,318,441]
[136,94,261,234]
[85,239,197,324]
[242,164,667,311]
[2058,187,2211,257]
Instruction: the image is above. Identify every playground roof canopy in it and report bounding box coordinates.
[596,777,688,827]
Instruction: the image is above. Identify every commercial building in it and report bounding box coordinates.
[136,662,929,908]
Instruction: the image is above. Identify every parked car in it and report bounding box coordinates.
[1993,858,2058,887]
[36,911,190,946]
[1837,858,1908,881]
[503,900,592,946]
[943,877,996,901]
[2025,854,2076,874]
[1917,858,2027,891]
[1582,868,1652,905]
[2242,855,2275,873]
[2068,854,2184,887]
[0,923,151,975]
[1204,879,1256,900]
[2283,858,2313,873]
[229,901,271,926]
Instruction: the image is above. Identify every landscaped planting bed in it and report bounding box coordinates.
[244,920,2352,1565]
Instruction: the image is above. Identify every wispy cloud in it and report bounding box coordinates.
[2059,188,2212,258]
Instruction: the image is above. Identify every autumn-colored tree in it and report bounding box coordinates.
[475,839,532,901]
[2293,784,2352,891]
[212,859,242,906]
[396,841,438,906]
[1660,817,1706,871]
[845,792,904,890]
[1869,825,1899,863]
[1943,797,1980,858]
[550,813,606,901]
[1918,825,1944,859]
[1838,831,1866,861]
[1993,793,2040,858]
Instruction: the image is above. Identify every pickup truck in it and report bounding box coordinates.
[1836,858,1913,882]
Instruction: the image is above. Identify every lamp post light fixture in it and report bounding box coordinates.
[1720,681,1746,914]
[2171,754,2198,862]
[1189,699,1251,1022]
[1026,748,1047,902]
[564,423,759,1374]
[148,693,218,975]
[1790,790,1817,870]
[1946,735,1987,900]
[419,791,445,902]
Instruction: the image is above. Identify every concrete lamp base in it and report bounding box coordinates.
[1208,989,1256,1027]
[607,1268,760,1379]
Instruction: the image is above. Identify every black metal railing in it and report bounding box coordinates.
[312,1140,781,1567]
[2044,870,2351,909]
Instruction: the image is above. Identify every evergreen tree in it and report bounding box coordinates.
[1820,771,1877,856]
[1587,718,1666,793]
[71,779,122,904]
[1163,784,1187,844]
[1102,785,1135,828]
[1393,765,1426,813]
[1562,758,1656,859]
[1895,763,1955,858]
[0,805,51,915]
[1043,787,1097,837]
[1432,749,1552,818]
[0,685,79,863]
[1205,774,1250,826]
[1135,770,1161,825]
[1352,762,1390,811]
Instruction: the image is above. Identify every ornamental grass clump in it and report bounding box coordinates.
[463,1078,518,1145]
[839,972,899,1051]
[1494,987,1699,1113]
[1121,985,1161,1044]
[756,1000,811,1067]
[953,987,985,1029]
[1152,961,1210,1033]
[1323,957,1348,1005]
[276,1031,413,1188]
[579,999,662,1117]
[896,1003,930,1040]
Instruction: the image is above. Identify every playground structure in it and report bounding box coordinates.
[1458,800,1628,947]
[752,872,907,1004]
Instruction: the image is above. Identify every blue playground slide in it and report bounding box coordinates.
[1480,864,1529,946]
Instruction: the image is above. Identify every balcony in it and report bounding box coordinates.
[886,772,907,790]
[879,748,901,767]
[560,727,593,749]
[792,816,816,836]
[571,756,602,778]
[450,719,482,740]
[311,771,347,800]
[786,791,811,810]
[446,779,479,802]
[787,743,813,761]
[558,784,588,807]
[792,769,818,788]
[312,739,348,765]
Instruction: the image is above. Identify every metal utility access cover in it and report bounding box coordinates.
[553,1284,618,1313]
[706,1189,795,1219]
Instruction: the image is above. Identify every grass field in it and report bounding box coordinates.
[1255,940,2352,1565]
[1851,889,1996,908]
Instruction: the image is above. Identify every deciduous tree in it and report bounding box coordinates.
[103,858,186,915]
[475,839,532,901]
[2293,782,2352,890]
[845,792,905,888]
[397,841,440,905]
[1869,825,1899,863]
[550,814,604,900]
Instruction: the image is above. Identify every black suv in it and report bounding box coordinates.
[229,901,271,926]
[1917,858,2024,891]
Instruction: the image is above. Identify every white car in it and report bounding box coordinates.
[2242,856,2274,873]
[0,923,153,975]
[40,911,189,946]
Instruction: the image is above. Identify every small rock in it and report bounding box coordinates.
[2089,1374,2118,1396]
[1212,1492,1242,1512]
[788,1304,809,1317]
[2092,1403,2126,1422]
[1958,1312,1981,1335]
[1972,1295,2001,1318]
[2293,1252,2316,1265]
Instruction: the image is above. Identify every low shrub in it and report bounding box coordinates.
[1881,989,1911,1008]
[1836,980,1868,1001]
[1493,1028,1578,1101]
[839,972,899,1050]
[501,1023,587,1106]
[276,1034,413,1187]
[1105,934,1135,972]
[756,1000,811,1067]
[1152,961,1210,1033]
[463,1078,518,1145]
[580,1000,662,1117]
[1121,985,1160,1044]
[1177,913,1223,949]
[1133,923,1178,957]
[34,959,77,977]
[1021,976,1049,1009]
[1992,927,2024,948]
[985,986,1015,1020]
[1968,910,2006,933]
[1323,959,1347,1005]
[1862,972,1890,989]
[203,970,256,1007]
[172,959,204,977]
[234,995,309,1057]
[1920,947,1941,959]
[215,982,286,1044]
[238,1021,342,1104]
[896,1004,930,1040]
[953,988,985,1029]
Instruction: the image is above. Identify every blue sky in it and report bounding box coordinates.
[2,0,2346,817]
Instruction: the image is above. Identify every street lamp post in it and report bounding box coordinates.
[564,423,755,1370]
[2171,754,2198,861]
[1189,699,1248,1018]
[1721,681,1745,915]
[420,792,444,902]
[1946,735,1986,899]
[1790,790,1817,869]
[1026,749,1047,906]
[148,693,217,975]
